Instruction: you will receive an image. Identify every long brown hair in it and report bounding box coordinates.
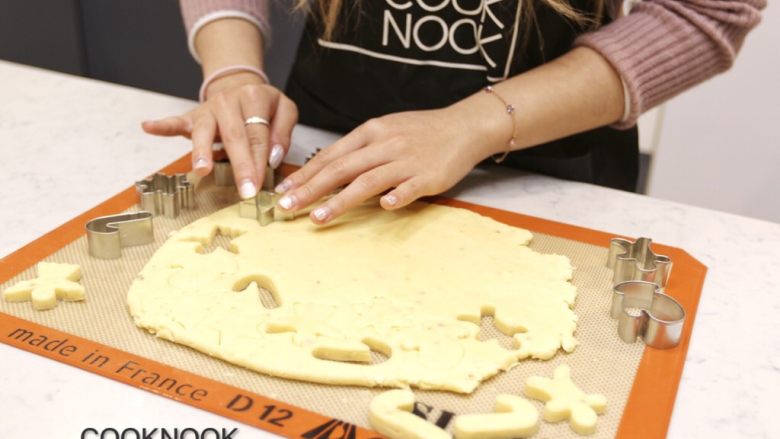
[295,0,606,41]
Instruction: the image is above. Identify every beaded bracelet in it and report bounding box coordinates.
[484,85,517,164]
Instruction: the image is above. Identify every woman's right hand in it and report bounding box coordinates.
[142,71,298,199]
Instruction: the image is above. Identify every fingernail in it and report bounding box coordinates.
[275,180,292,194]
[278,194,296,210]
[269,144,285,169]
[312,206,332,222]
[239,179,257,200]
[383,194,398,207]
[193,156,208,170]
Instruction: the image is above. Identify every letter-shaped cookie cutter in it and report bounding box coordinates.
[85,212,154,259]
[135,173,195,218]
[610,280,685,349]
[607,237,672,288]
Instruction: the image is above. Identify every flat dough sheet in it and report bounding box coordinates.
[127,201,577,393]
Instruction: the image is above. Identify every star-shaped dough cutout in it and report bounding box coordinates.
[3,262,85,310]
[524,364,607,435]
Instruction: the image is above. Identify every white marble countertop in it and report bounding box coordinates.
[1,60,778,438]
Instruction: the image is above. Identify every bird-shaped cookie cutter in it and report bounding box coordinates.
[607,237,672,288]
[135,173,195,218]
[610,280,685,349]
[85,212,154,259]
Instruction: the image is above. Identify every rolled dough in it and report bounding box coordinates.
[127,201,577,392]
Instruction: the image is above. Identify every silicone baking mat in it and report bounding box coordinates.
[0,155,706,438]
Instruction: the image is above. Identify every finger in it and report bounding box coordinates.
[212,94,258,199]
[268,96,298,169]
[309,163,408,224]
[276,144,391,212]
[380,176,431,210]
[142,116,192,137]
[275,127,368,194]
[190,113,217,176]
[239,89,275,186]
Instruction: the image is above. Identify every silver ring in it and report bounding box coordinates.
[244,116,270,126]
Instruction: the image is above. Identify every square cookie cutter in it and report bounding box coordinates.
[135,173,195,218]
[85,212,154,259]
[239,190,294,226]
[606,237,685,349]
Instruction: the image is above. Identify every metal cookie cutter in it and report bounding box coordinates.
[610,280,685,349]
[239,190,294,226]
[213,160,275,191]
[135,173,195,218]
[213,160,235,186]
[607,237,673,288]
[86,212,154,259]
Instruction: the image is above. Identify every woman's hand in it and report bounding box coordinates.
[274,103,509,225]
[142,72,299,199]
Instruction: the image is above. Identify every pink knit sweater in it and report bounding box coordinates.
[179,0,764,127]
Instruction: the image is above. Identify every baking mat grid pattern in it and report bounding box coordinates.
[0,177,644,438]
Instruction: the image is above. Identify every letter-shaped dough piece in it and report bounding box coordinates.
[2,262,85,310]
[453,394,539,439]
[369,389,449,439]
[524,364,607,435]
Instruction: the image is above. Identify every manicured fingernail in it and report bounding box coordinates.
[269,144,285,169]
[239,179,257,200]
[383,194,398,207]
[278,194,296,210]
[275,180,292,194]
[193,156,208,170]
[312,206,332,222]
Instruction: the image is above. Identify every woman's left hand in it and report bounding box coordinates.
[274,104,507,224]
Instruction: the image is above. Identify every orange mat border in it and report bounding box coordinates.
[0,154,706,439]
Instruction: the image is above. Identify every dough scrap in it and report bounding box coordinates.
[368,389,449,439]
[524,364,607,435]
[128,201,577,392]
[3,262,85,310]
[453,394,539,439]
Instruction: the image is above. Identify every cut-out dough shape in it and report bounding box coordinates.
[3,262,85,310]
[453,394,539,438]
[368,389,449,439]
[128,202,577,392]
[524,364,607,435]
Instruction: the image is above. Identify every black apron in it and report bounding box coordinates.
[285,0,639,191]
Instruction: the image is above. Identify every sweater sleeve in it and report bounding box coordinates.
[179,0,271,63]
[576,0,765,128]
